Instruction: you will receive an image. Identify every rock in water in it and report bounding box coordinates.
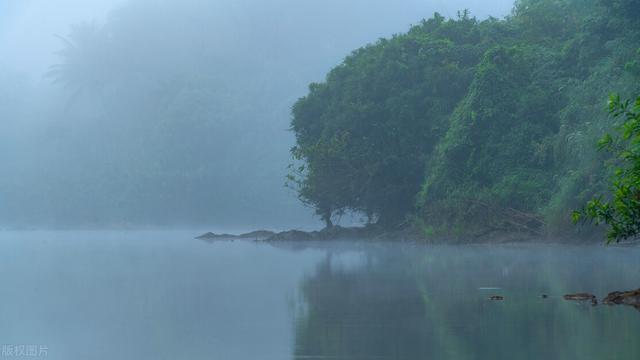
[237,230,276,239]
[195,232,220,240]
[603,289,640,310]
[563,293,597,305]
[489,295,504,301]
[195,230,276,241]
[267,230,315,241]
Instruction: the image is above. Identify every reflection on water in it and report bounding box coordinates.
[293,244,640,360]
[0,232,638,360]
[0,231,325,360]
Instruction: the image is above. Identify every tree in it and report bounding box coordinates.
[573,95,640,243]
[46,22,115,110]
[290,0,640,237]
[289,12,487,227]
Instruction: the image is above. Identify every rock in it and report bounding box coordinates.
[489,295,504,301]
[237,230,276,240]
[197,224,414,242]
[195,232,217,239]
[195,232,237,241]
[267,230,316,241]
[196,230,276,241]
[563,293,597,305]
[603,289,640,310]
[198,224,411,243]
[540,294,548,299]
[266,226,372,241]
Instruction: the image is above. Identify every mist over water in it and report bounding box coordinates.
[1,233,639,359]
[0,0,513,230]
[2,2,640,360]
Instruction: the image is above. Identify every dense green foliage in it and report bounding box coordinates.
[574,95,640,242]
[290,11,486,225]
[290,0,640,238]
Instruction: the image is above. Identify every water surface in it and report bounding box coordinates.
[0,231,638,359]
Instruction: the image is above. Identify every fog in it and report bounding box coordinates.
[1,234,639,359]
[0,0,513,230]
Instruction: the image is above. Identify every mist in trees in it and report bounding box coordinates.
[0,0,513,229]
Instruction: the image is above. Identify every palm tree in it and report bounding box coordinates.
[46,22,114,111]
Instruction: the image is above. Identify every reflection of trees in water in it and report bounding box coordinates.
[293,246,640,359]
[295,250,432,359]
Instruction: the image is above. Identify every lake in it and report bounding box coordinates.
[0,231,639,359]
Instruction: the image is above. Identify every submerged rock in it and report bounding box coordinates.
[563,293,597,305]
[603,289,640,310]
[489,295,504,301]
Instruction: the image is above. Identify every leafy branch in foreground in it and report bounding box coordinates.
[573,94,640,243]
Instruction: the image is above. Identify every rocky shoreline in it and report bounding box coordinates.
[195,225,423,243]
[194,225,598,244]
[195,228,640,311]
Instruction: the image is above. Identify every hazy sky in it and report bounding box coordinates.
[0,0,515,229]
[0,0,126,77]
[1,0,513,77]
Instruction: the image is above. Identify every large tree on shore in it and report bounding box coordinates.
[289,12,487,227]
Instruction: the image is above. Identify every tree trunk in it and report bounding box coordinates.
[322,209,333,229]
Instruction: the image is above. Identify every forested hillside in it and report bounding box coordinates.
[290,0,640,240]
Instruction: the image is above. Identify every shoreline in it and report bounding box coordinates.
[195,225,621,245]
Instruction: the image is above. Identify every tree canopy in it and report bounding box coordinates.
[290,0,640,239]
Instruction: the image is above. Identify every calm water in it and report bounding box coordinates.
[1,231,639,359]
